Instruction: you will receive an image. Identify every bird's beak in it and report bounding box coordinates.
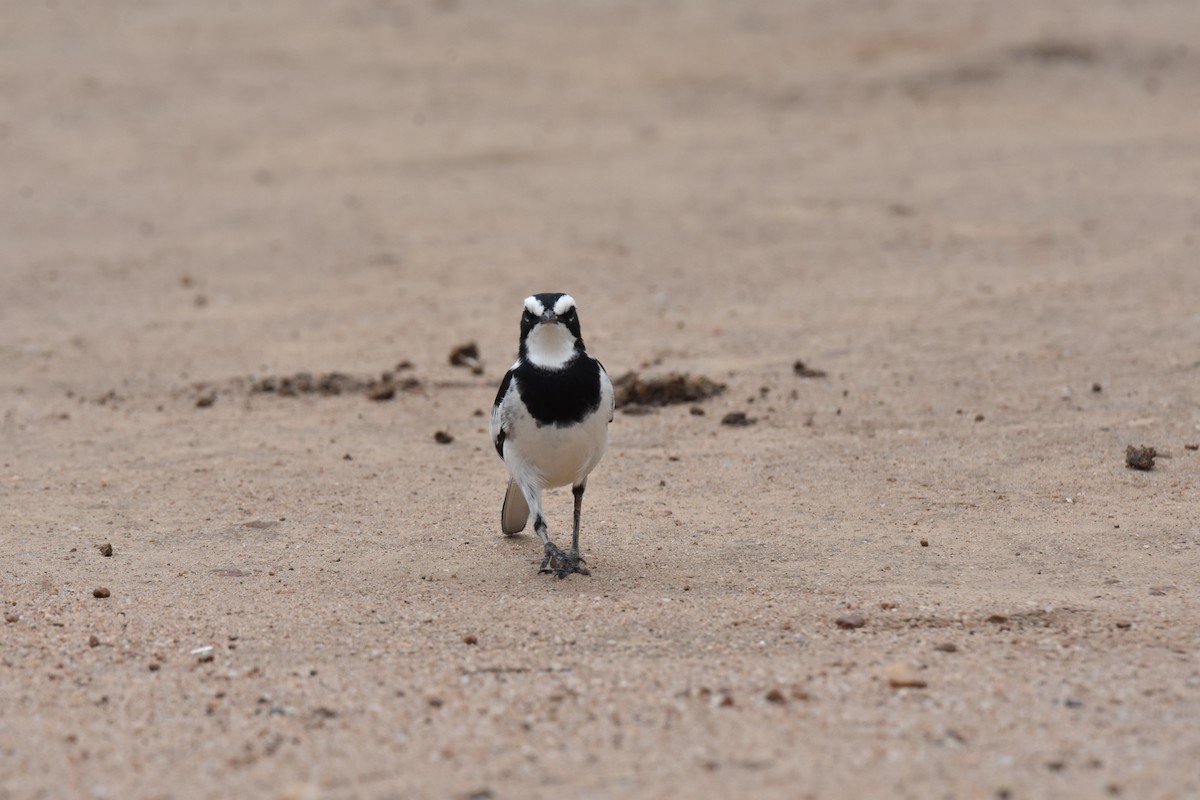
[540,310,558,323]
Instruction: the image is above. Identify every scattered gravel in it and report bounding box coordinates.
[885,662,927,688]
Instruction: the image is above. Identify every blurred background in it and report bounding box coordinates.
[4,0,1197,392]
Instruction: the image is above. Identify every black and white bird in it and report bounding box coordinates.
[489,293,614,578]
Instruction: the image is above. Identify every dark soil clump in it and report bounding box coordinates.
[449,343,484,375]
[793,360,827,378]
[612,372,725,411]
[249,367,420,401]
[1125,445,1156,471]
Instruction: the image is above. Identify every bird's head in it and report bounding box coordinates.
[519,292,584,369]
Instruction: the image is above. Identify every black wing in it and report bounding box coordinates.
[490,368,515,458]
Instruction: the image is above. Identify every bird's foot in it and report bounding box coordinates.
[538,542,590,579]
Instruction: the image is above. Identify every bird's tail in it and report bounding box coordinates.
[501,479,530,534]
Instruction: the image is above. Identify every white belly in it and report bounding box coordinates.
[507,411,609,489]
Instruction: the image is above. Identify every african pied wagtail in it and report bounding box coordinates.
[490,293,614,578]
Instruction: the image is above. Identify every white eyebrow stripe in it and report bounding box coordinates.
[524,296,545,316]
[553,294,576,316]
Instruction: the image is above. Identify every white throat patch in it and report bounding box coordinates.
[525,322,577,369]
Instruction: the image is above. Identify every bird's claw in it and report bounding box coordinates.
[539,544,590,579]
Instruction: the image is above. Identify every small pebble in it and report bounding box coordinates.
[764,688,787,705]
[434,430,454,444]
[366,383,396,401]
[462,634,478,645]
[148,662,161,672]
[793,360,827,378]
[99,543,113,557]
[835,613,866,630]
[93,587,111,599]
[721,411,755,427]
[1115,620,1132,629]
[920,538,929,547]
[885,661,927,688]
[4,613,17,624]
[933,642,958,653]
[985,613,1008,623]
[88,635,100,647]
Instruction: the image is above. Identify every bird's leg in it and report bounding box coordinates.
[533,513,567,575]
[539,485,589,578]
[533,514,584,577]
[522,484,588,579]
[569,483,590,574]
[520,489,558,567]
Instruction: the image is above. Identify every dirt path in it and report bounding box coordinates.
[3,2,1199,798]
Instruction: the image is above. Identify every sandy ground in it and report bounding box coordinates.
[3,1,1200,798]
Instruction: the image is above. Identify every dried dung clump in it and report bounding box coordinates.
[1125,445,1156,471]
[612,372,725,411]
[449,342,484,374]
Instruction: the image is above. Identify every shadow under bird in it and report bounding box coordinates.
[489,293,614,578]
